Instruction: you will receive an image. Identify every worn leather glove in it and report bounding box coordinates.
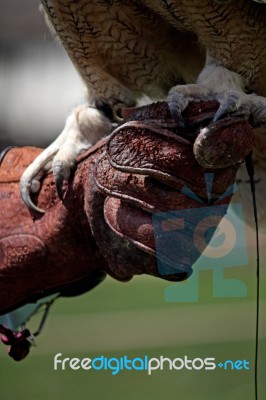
[0,101,254,316]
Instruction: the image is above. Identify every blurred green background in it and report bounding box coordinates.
[1,2,266,399]
[1,255,265,400]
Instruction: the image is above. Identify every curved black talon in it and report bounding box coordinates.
[167,89,188,128]
[169,107,186,128]
[167,102,186,127]
[20,180,45,214]
[212,91,240,122]
[55,176,65,201]
[53,160,66,200]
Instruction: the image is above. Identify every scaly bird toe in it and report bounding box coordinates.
[19,106,112,212]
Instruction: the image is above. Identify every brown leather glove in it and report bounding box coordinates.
[0,101,254,316]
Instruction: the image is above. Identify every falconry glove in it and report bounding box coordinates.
[0,100,254,359]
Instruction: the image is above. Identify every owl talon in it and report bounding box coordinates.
[212,91,240,122]
[167,89,188,127]
[169,107,186,128]
[19,106,112,212]
[168,63,266,131]
[53,160,69,200]
[54,174,64,201]
[20,180,45,214]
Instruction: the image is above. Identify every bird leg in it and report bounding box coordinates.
[20,105,112,213]
[168,56,266,129]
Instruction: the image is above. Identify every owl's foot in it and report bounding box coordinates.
[20,105,112,213]
[168,59,266,129]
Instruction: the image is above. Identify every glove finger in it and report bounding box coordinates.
[106,124,239,198]
[103,196,193,278]
[121,101,254,168]
[194,117,254,168]
[103,196,228,278]
[94,153,231,212]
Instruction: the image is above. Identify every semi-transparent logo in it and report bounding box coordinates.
[152,174,248,301]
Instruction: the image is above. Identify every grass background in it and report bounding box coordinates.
[1,250,266,400]
[1,4,265,398]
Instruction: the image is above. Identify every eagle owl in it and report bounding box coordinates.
[20,0,266,226]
